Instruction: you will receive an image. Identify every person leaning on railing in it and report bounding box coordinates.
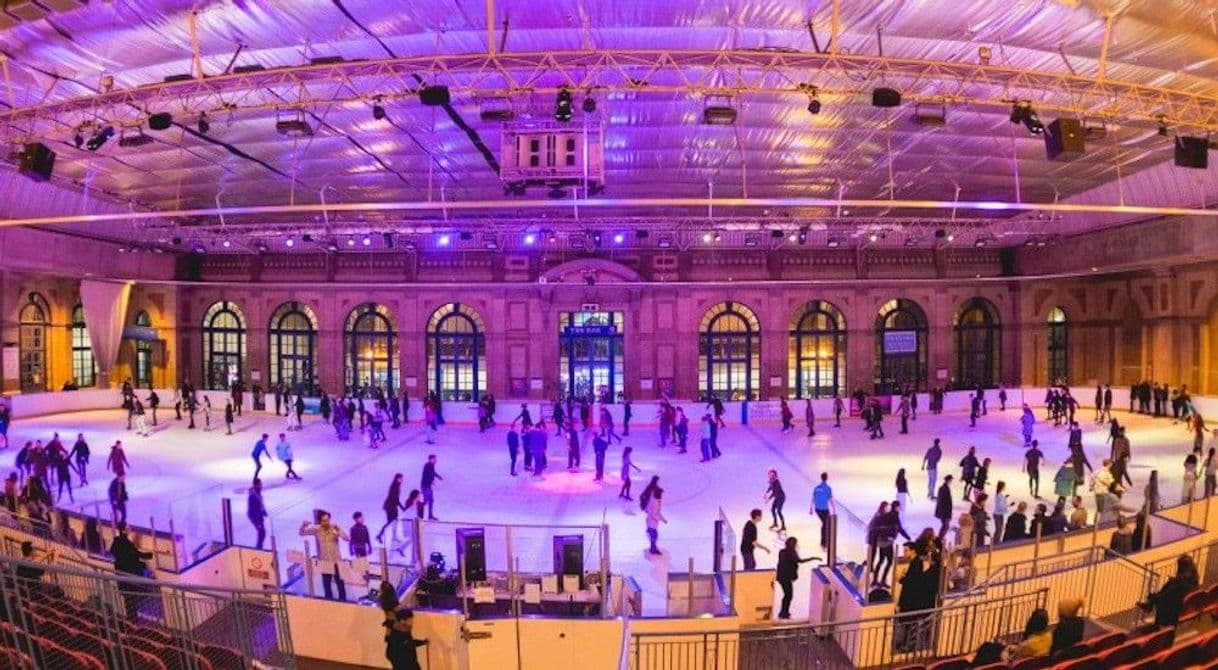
[1138,554,1199,630]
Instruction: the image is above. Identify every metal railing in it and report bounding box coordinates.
[0,554,296,669]
[628,589,1048,670]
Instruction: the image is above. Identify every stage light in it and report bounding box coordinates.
[221,239,232,249]
[326,240,339,252]
[713,231,721,242]
[117,246,127,253]
[361,234,372,247]
[555,88,573,122]
[86,126,114,151]
[547,231,558,244]
[702,104,737,125]
[582,95,596,114]
[1157,116,1170,137]
[807,98,821,115]
[284,237,295,248]
[591,231,603,247]
[482,235,500,250]
[974,238,987,248]
[438,234,451,247]
[946,233,955,242]
[197,113,210,135]
[118,128,153,148]
[372,103,386,121]
[276,111,313,137]
[744,233,760,247]
[827,237,840,248]
[702,232,713,243]
[418,85,451,107]
[797,227,809,245]
[255,242,269,253]
[657,234,674,249]
[347,236,356,247]
[978,45,992,65]
[190,241,206,254]
[613,232,625,245]
[523,233,537,246]
[1022,107,1044,135]
[913,103,946,127]
[868,232,879,243]
[905,237,917,247]
[72,129,83,149]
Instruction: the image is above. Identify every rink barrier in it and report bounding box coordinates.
[628,588,1048,670]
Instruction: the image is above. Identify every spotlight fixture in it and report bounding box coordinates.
[826,237,840,248]
[284,237,295,248]
[612,232,625,245]
[657,234,674,249]
[797,226,809,245]
[1157,115,1169,137]
[171,236,183,246]
[547,231,558,245]
[85,126,115,151]
[221,239,232,249]
[1009,102,1043,135]
[946,233,956,242]
[591,231,603,247]
[255,241,269,254]
[372,102,386,121]
[117,128,153,148]
[582,95,596,114]
[978,45,992,65]
[326,240,339,252]
[868,232,880,243]
[346,236,356,247]
[904,237,918,247]
[482,235,500,250]
[635,229,650,239]
[805,85,821,115]
[361,234,373,247]
[275,111,313,137]
[912,103,946,127]
[190,241,207,254]
[713,231,722,242]
[974,237,987,248]
[437,234,451,247]
[702,232,713,243]
[744,233,760,248]
[479,97,515,122]
[418,85,451,107]
[872,87,902,108]
[523,233,537,246]
[197,113,210,135]
[555,88,574,122]
[807,98,821,115]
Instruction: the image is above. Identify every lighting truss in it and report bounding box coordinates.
[4,49,1218,145]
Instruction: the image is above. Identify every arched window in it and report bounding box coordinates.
[345,303,398,394]
[1047,307,1068,385]
[71,303,96,387]
[954,298,1001,389]
[202,300,246,390]
[134,311,154,388]
[427,303,486,401]
[18,293,49,393]
[699,302,761,401]
[788,301,846,398]
[269,302,318,395]
[875,299,928,394]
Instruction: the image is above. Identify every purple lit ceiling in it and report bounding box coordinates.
[2,0,1218,248]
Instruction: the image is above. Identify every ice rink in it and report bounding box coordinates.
[4,394,1199,616]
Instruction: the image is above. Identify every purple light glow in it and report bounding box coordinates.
[524,233,537,245]
[976,201,1012,210]
[438,234,451,246]
[613,233,625,244]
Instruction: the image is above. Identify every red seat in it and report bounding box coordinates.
[1088,631,1126,653]
[1009,656,1050,670]
[971,663,1006,670]
[1137,627,1174,655]
[199,644,246,670]
[1113,657,1160,670]
[1096,642,1141,668]
[1053,654,1103,670]
[1200,629,1218,658]
[1154,645,1195,668]
[1055,642,1093,661]
[1179,591,1206,623]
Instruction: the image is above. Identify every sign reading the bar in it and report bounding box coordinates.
[884,330,918,354]
[563,324,619,336]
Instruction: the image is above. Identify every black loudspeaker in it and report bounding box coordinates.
[18,142,55,182]
[1175,136,1209,169]
[552,535,584,589]
[456,528,487,582]
[148,112,173,130]
[419,85,451,107]
[999,249,1017,277]
[872,87,902,108]
[1044,118,1085,161]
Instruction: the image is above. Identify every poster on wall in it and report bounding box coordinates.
[1,347,17,383]
[509,378,528,397]
[529,378,544,390]
[405,377,418,388]
[884,330,918,354]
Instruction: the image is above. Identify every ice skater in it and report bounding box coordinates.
[251,433,272,482]
[833,395,844,427]
[202,396,213,431]
[507,424,520,476]
[593,431,609,481]
[420,455,442,520]
[599,406,622,444]
[70,433,89,485]
[276,433,301,480]
[640,477,666,556]
[1024,440,1044,498]
[804,399,816,437]
[922,439,942,500]
[619,447,641,500]
[764,469,787,532]
[106,441,130,478]
[377,474,408,544]
[132,399,149,437]
[247,478,268,549]
[224,401,234,435]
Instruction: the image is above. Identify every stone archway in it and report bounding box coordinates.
[539,259,644,284]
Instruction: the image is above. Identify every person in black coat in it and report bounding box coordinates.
[934,475,954,539]
[1050,598,1086,655]
[1140,555,1199,629]
[894,542,942,652]
[775,537,818,619]
[384,608,428,670]
[110,522,154,621]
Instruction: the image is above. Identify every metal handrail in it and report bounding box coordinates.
[961,545,1106,594]
[0,508,106,572]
